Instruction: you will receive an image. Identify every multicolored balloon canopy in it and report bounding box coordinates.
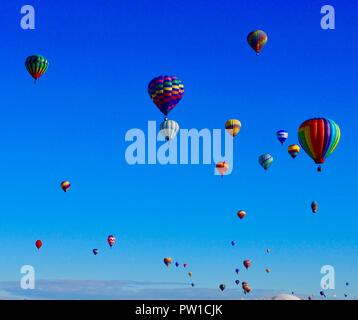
[225,119,241,137]
[148,76,184,117]
[258,154,273,170]
[25,55,49,81]
[247,30,268,54]
[288,144,300,158]
[276,130,288,144]
[298,118,341,169]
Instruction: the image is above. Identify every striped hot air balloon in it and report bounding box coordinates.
[247,30,268,55]
[288,144,300,158]
[225,119,241,137]
[258,154,273,170]
[298,118,340,171]
[160,119,180,141]
[276,130,288,144]
[148,76,184,117]
[25,55,49,81]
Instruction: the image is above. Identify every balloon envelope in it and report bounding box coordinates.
[276,130,288,144]
[164,257,172,267]
[60,181,71,192]
[160,119,180,141]
[288,144,300,158]
[216,161,229,176]
[225,119,241,137]
[298,118,340,167]
[35,240,42,250]
[237,210,246,219]
[247,30,268,54]
[107,235,116,247]
[25,55,49,80]
[148,76,184,117]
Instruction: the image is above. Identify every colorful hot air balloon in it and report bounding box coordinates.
[92,249,99,256]
[107,235,116,247]
[164,257,172,267]
[237,210,246,220]
[160,119,180,141]
[242,282,251,294]
[60,181,71,192]
[311,201,319,214]
[298,118,341,171]
[148,76,184,117]
[247,30,268,55]
[225,119,241,138]
[235,280,240,285]
[216,161,229,176]
[188,272,193,277]
[35,240,42,250]
[243,259,252,269]
[219,284,226,292]
[25,55,49,81]
[288,144,300,159]
[276,130,288,144]
[258,154,273,170]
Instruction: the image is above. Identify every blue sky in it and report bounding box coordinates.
[0,0,356,299]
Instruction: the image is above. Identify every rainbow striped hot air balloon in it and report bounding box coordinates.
[298,118,340,171]
[225,119,241,137]
[247,30,268,55]
[148,76,184,118]
[288,144,300,158]
[25,55,49,82]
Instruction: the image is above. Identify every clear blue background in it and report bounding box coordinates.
[0,0,356,298]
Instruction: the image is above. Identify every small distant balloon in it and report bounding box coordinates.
[219,284,226,292]
[242,282,251,294]
[225,119,241,138]
[258,154,273,170]
[93,249,99,256]
[35,240,42,250]
[235,280,240,285]
[188,272,193,278]
[243,259,252,269]
[160,119,180,141]
[107,235,116,248]
[237,210,246,220]
[231,240,236,246]
[183,263,188,268]
[311,201,319,214]
[265,268,271,273]
[288,144,300,159]
[276,130,288,144]
[320,291,326,298]
[235,268,240,274]
[247,30,268,55]
[266,248,271,254]
[164,257,172,267]
[216,161,229,176]
[191,283,195,287]
[25,55,49,81]
[60,181,71,192]
[175,262,180,267]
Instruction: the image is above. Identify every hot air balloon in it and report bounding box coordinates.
[164,257,172,267]
[25,55,49,82]
[266,248,271,254]
[235,268,240,274]
[216,161,229,176]
[265,268,271,273]
[225,119,241,138]
[60,181,71,192]
[175,262,180,267]
[231,240,236,246]
[259,154,273,170]
[191,283,195,287]
[298,118,341,172]
[235,280,240,285]
[93,249,99,256]
[276,130,288,144]
[344,294,348,298]
[188,272,193,277]
[243,260,252,269]
[242,282,251,294]
[346,282,349,286]
[247,30,268,55]
[237,210,246,220]
[35,240,42,250]
[311,201,319,214]
[288,144,300,159]
[219,284,226,292]
[107,235,116,248]
[320,291,326,298]
[160,119,180,141]
[148,76,184,118]
[183,263,188,268]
